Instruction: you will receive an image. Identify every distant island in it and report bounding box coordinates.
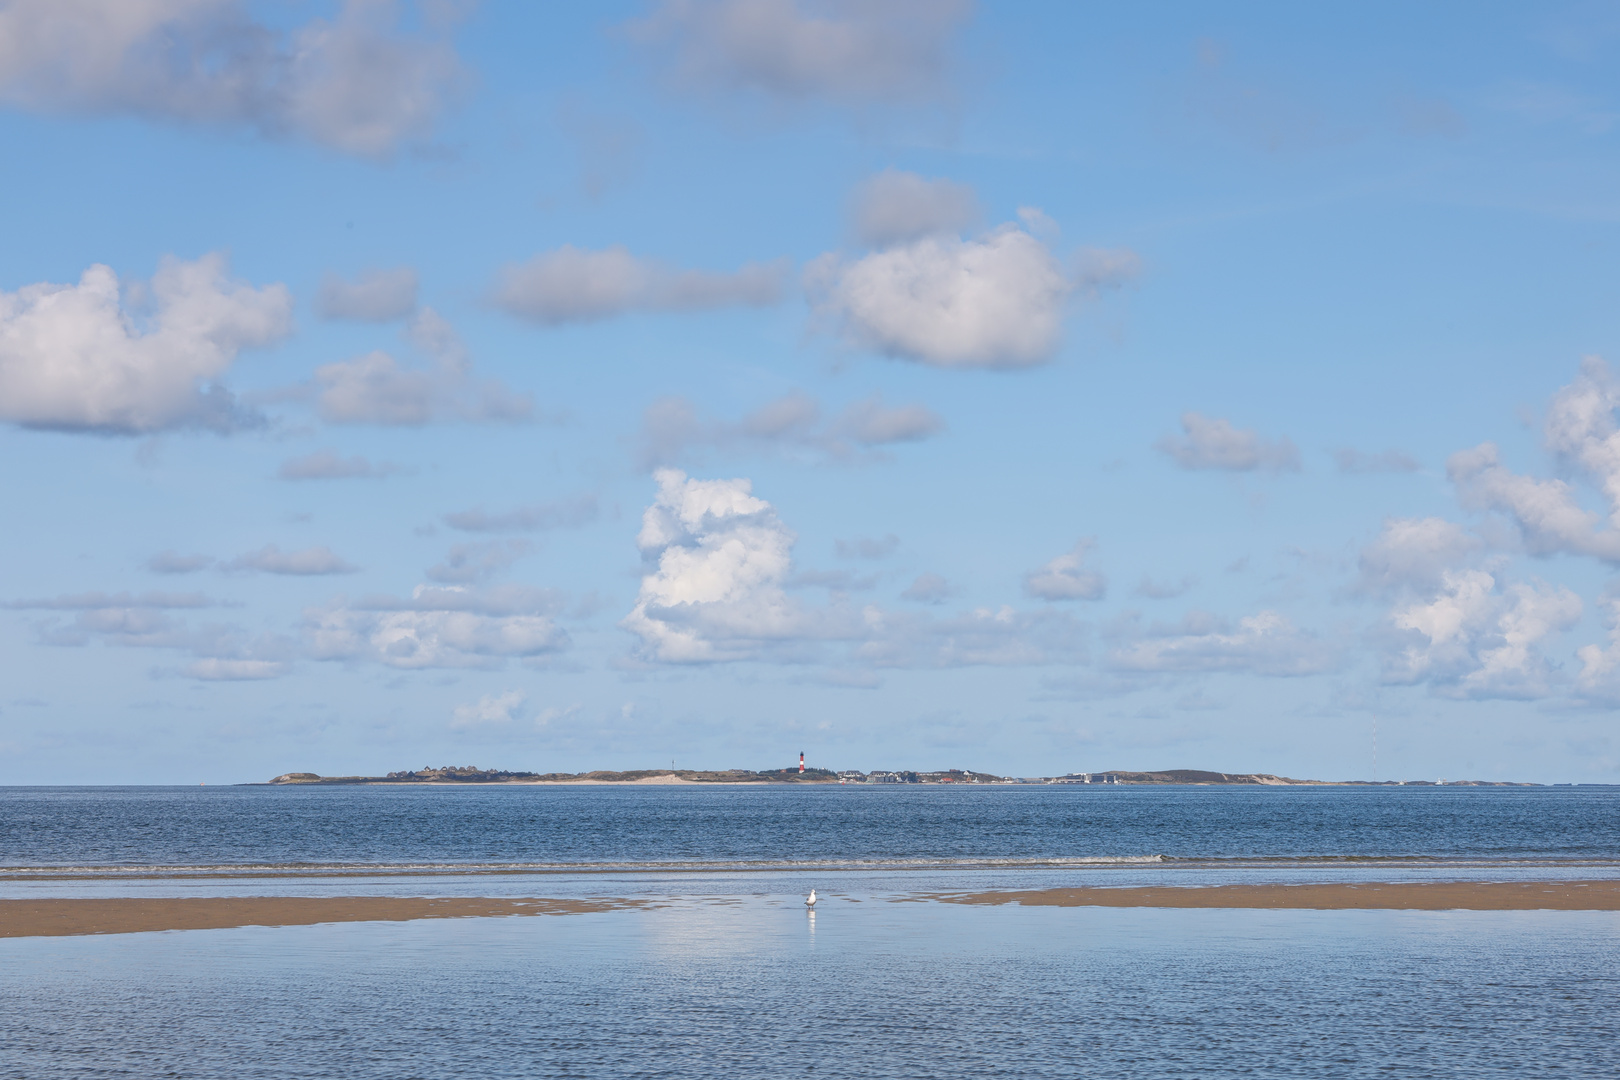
[263,766,1536,786]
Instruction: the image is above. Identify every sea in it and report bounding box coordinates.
[3,784,1618,1078]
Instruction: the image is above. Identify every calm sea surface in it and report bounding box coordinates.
[3,784,1617,876]
[4,786,1618,1078]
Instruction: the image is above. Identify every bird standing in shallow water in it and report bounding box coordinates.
[805,889,817,909]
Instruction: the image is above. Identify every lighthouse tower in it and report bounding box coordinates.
[799,752,805,774]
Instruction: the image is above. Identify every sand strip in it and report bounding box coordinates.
[928,880,1620,911]
[0,896,646,938]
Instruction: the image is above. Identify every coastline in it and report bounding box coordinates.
[6,881,1619,938]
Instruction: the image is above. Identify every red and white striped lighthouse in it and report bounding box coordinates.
[799,752,805,774]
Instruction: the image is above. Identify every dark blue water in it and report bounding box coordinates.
[2,784,1616,873]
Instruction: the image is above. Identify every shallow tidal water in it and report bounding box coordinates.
[5,901,1618,1079]
[4,785,1618,1078]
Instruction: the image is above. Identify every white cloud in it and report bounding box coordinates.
[1448,442,1620,562]
[493,245,787,325]
[1576,594,1620,703]
[850,169,980,247]
[443,495,599,533]
[623,468,822,662]
[1356,517,1481,595]
[307,584,569,670]
[425,540,532,584]
[0,253,292,433]
[315,267,418,321]
[0,0,465,157]
[622,0,971,108]
[622,470,1089,670]
[640,391,944,466]
[451,690,526,730]
[278,449,401,481]
[1447,359,1620,563]
[1024,540,1107,601]
[1157,413,1300,472]
[226,545,357,576]
[1107,609,1335,676]
[1384,569,1581,699]
[313,308,532,425]
[806,223,1079,369]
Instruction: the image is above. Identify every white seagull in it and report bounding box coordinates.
[804,889,817,910]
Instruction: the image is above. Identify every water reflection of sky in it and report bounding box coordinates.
[5,903,1618,1078]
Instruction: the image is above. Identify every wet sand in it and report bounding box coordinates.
[5,881,1619,938]
[0,896,646,938]
[931,880,1620,911]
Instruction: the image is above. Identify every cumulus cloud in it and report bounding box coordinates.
[1356,517,1481,595]
[451,690,525,730]
[0,253,292,433]
[493,245,787,326]
[1448,443,1620,562]
[0,0,465,157]
[1107,610,1335,676]
[1023,540,1107,601]
[851,168,980,247]
[225,545,357,576]
[315,267,418,321]
[307,584,568,669]
[314,308,532,425]
[1383,569,1581,699]
[622,0,971,108]
[1446,359,1620,563]
[278,449,402,481]
[1576,594,1620,703]
[623,469,819,662]
[425,540,532,584]
[806,223,1080,369]
[442,495,599,533]
[640,391,944,466]
[1157,413,1301,472]
[622,470,1088,670]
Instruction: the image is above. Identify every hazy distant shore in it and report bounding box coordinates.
[6,881,1618,937]
[260,768,1543,787]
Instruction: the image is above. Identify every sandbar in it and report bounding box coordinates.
[0,896,645,938]
[929,880,1620,911]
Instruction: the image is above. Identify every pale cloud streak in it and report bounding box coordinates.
[1023,540,1106,601]
[1157,413,1301,472]
[225,545,358,576]
[0,0,466,157]
[622,0,972,109]
[315,267,419,322]
[0,254,292,433]
[493,246,787,325]
[307,585,569,670]
[314,308,533,425]
[443,495,599,534]
[639,391,943,466]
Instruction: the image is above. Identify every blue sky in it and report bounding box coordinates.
[4,1,1620,784]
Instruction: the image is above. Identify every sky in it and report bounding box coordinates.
[3,1,1620,785]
